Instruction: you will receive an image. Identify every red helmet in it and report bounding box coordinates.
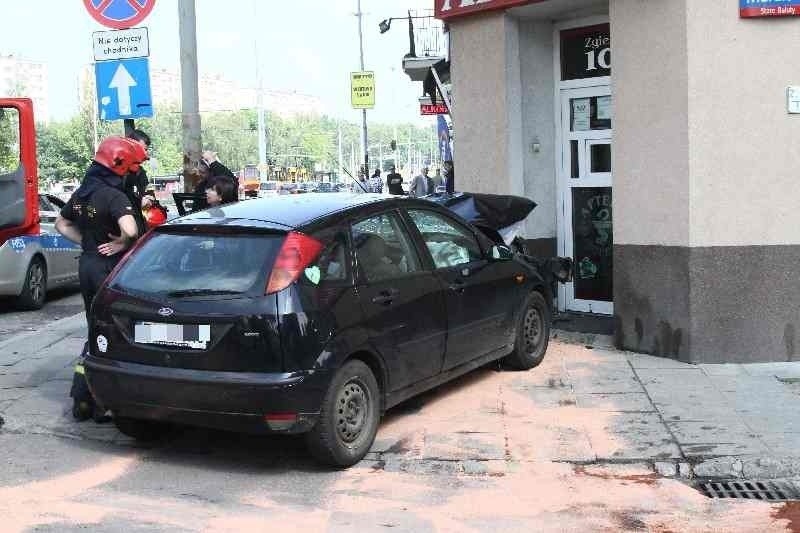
[143,205,167,228]
[94,136,149,176]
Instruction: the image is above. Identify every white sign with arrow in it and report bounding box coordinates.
[109,63,137,116]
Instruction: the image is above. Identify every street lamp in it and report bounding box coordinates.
[378,19,392,34]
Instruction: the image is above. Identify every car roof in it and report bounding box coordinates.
[168,193,430,229]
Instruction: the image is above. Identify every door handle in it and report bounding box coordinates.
[371,289,398,305]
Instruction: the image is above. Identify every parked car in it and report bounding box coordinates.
[258,181,279,198]
[85,194,553,466]
[0,194,80,309]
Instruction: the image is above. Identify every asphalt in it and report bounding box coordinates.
[3,310,800,530]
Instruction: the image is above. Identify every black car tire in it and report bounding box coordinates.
[16,257,47,310]
[114,416,172,442]
[504,291,550,370]
[306,360,380,468]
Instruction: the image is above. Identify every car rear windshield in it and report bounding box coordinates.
[110,231,283,297]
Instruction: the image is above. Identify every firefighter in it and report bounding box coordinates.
[55,136,147,421]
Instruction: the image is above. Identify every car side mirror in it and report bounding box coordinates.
[490,244,514,261]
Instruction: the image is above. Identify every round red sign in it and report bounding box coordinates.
[83,0,156,30]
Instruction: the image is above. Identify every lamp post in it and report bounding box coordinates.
[356,0,369,179]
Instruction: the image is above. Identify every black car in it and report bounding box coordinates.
[85,194,552,466]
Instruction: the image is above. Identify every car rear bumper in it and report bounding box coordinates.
[84,355,331,434]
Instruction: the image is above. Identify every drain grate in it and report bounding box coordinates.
[695,480,800,501]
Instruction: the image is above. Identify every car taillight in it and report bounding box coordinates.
[266,231,323,294]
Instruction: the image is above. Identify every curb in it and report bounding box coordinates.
[0,311,85,366]
[551,329,615,349]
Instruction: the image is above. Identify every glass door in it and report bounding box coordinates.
[559,86,613,314]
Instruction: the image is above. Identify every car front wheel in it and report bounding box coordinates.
[503,291,551,370]
[16,257,47,310]
[306,360,380,468]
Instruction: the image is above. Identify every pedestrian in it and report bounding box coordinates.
[124,129,153,236]
[205,176,239,207]
[409,167,432,197]
[386,165,404,195]
[55,136,147,422]
[431,168,444,192]
[191,151,238,209]
[443,160,455,194]
[370,168,383,193]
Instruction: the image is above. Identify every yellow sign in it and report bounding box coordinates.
[351,71,375,109]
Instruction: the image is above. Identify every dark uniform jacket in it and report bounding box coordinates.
[60,163,134,255]
[386,172,404,195]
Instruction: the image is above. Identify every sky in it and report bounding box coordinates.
[1,0,437,125]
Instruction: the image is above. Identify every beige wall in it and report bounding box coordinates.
[610,0,690,247]
[686,0,800,246]
[519,20,557,240]
[450,12,517,195]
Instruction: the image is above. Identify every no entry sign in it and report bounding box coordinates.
[83,0,156,29]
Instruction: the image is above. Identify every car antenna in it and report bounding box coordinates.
[341,166,369,193]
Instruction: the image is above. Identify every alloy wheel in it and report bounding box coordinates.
[29,262,44,304]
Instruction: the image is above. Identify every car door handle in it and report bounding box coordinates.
[371,289,398,305]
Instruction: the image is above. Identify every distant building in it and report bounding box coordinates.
[0,54,49,123]
[80,65,324,118]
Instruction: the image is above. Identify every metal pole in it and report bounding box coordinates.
[179,0,201,192]
[357,0,369,177]
[254,0,266,168]
[337,123,344,183]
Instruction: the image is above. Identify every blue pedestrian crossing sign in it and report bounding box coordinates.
[94,57,153,121]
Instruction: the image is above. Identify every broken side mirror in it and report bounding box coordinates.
[490,244,514,262]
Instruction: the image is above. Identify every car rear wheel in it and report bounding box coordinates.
[114,416,172,442]
[16,257,47,310]
[504,291,550,370]
[306,360,380,468]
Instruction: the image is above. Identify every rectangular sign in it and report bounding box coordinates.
[421,103,449,115]
[740,0,800,17]
[435,0,543,20]
[351,71,375,109]
[95,57,153,121]
[93,27,149,61]
[561,24,611,81]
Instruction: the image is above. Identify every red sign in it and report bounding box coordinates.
[435,0,543,20]
[421,103,449,115]
[83,0,156,29]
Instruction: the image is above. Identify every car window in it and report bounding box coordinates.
[309,229,349,283]
[407,210,484,269]
[352,212,420,283]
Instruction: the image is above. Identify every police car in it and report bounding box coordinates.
[0,194,81,309]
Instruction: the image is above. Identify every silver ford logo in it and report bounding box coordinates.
[158,307,174,317]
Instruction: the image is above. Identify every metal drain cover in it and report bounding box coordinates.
[695,480,800,501]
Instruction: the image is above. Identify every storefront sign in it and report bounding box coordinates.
[421,103,449,115]
[740,0,800,17]
[435,0,543,20]
[561,24,611,81]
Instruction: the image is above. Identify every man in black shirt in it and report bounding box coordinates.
[386,165,404,195]
[56,136,146,421]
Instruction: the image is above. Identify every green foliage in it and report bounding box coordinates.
[34,104,437,182]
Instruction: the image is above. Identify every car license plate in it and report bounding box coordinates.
[134,322,211,349]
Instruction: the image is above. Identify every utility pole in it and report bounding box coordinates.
[179,0,201,192]
[356,0,369,178]
[254,0,266,168]
[337,123,344,183]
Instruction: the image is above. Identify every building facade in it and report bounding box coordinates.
[0,55,49,123]
[437,0,800,363]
